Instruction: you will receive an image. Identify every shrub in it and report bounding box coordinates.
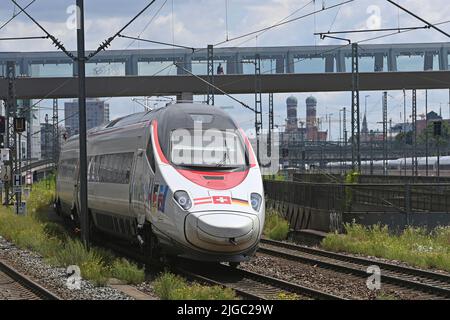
[111,258,145,285]
[153,272,188,300]
[263,209,289,241]
[322,223,450,272]
[51,239,101,266]
[276,292,300,300]
[0,176,147,287]
[153,272,236,300]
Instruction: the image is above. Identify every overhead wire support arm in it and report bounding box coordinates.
[319,34,351,44]
[315,25,431,37]
[10,0,75,61]
[0,36,48,41]
[386,0,450,39]
[87,0,158,60]
[174,62,256,113]
[118,35,195,52]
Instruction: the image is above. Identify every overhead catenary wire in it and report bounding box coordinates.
[0,35,47,41]
[118,35,195,52]
[86,0,169,78]
[227,0,314,49]
[217,16,450,91]
[0,0,36,32]
[137,0,169,39]
[174,62,255,113]
[210,0,354,49]
[316,25,432,37]
[328,3,342,32]
[87,0,158,60]
[225,0,229,41]
[144,0,350,84]
[386,0,450,39]
[9,0,75,60]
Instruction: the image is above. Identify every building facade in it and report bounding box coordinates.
[64,99,110,137]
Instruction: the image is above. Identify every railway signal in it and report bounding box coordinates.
[0,116,6,133]
[13,117,26,133]
[433,121,442,137]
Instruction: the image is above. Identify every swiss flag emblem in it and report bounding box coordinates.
[212,196,231,205]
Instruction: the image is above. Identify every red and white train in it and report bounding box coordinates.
[56,103,265,266]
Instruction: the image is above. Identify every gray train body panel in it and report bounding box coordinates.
[56,103,265,263]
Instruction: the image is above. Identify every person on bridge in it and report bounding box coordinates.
[217,63,224,75]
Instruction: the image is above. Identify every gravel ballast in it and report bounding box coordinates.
[241,253,429,300]
[0,236,134,300]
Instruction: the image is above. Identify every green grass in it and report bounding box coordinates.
[153,272,236,300]
[322,223,450,272]
[376,293,398,300]
[27,174,57,221]
[263,174,286,181]
[110,258,145,285]
[276,292,300,300]
[0,177,145,287]
[263,208,290,241]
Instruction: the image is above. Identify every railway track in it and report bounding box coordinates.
[259,238,450,299]
[176,260,345,300]
[0,259,60,300]
[93,235,344,300]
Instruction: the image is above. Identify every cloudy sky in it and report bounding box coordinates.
[1,0,450,139]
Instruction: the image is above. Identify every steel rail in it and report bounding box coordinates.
[90,232,344,300]
[177,262,346,300]
[0,259,61,300]
[259,239,450,299]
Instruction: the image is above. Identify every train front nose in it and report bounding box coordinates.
[185,212,260,253]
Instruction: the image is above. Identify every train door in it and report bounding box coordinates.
[130,149,146,221]
[73,159,81,220]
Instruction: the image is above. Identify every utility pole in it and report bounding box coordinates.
[5,61,18,207]
[77,0,90,248]
[206,44,214,106]
[382,92,388,175]
[268,93,274,157]
[412,89,418,177]
[343,107,347,146]
[403,89,407,177]
[343,106,347,172]
[254,54,263,162]
[339,109,342,173]
[351,43,361,172]
[425,90,429,176]
[25,99,32,186]
[44,114,49,159]
[328,114,332,141]
[52,99,59,165]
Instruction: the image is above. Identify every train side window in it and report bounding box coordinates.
[124,153,131,183]
[111,154,119,183]
[146,139,156,173]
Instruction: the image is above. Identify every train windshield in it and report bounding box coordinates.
[170,129,247,168]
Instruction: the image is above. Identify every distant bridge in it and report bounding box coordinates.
[1,71,449,99]
[1,42,449,76]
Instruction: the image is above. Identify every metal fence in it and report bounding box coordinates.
[264,180,450,214]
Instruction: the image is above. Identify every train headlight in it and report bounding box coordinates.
[174,191,192,211]
[250,193,262,212]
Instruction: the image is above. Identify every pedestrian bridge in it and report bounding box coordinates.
[1,42,449,77]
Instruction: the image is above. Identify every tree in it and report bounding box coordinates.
[418,121,450,147]
[395,131,413,145]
